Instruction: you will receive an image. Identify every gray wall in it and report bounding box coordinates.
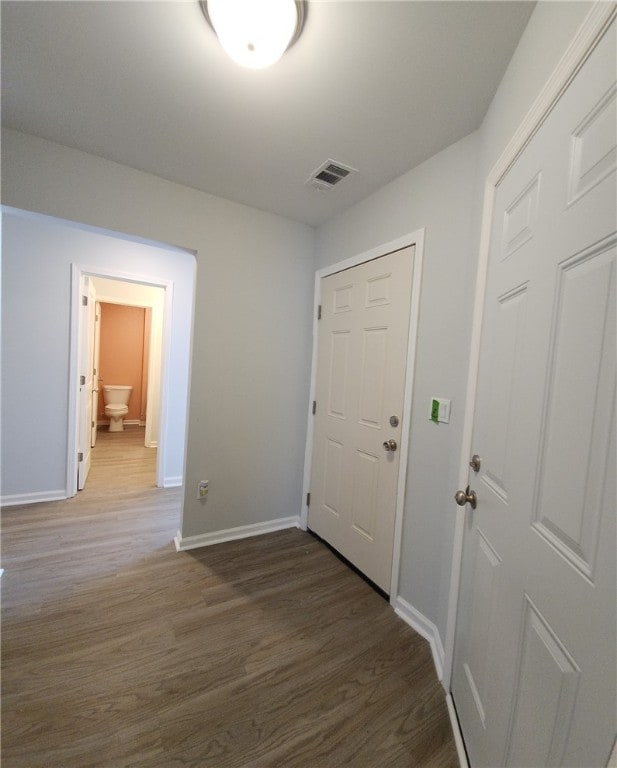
[1,131,315,537]
[1,208,194,497]
[316,131,481,637]
[314,1,592,642]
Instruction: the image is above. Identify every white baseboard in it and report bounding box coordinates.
[446,693,469,768]
[1,489,67,507]
[394,595,446,684]
[174,516,301,551]
[162,476,182,488]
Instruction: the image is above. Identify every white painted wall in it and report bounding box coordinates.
[91,276,165,446]
[315,1,593,645]
[0,134,315,538]
[1,208,194,501]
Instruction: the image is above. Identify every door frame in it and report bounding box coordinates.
[67,263,174,495]
[91,298,101,448]
[442,1,616,693]
[300,229,425,601]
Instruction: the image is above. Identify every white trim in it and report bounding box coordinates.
[442,2,617,692]
[67,264,175,497]
[67,263,80,496]
[446,694,469,768]
[157,279,174,487]
[300,230,425,605]
[394,596,445,684]
[390,230,424,599]
[494,2,617,189]
[163,476,183,489]
[1,489,67,507]
[607,738,617,768]
[174,516,300,551]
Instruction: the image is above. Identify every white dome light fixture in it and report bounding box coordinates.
[201,0,306,70]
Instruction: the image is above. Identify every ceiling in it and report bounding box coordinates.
[1,1,535,227]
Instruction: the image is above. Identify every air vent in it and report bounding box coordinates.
[307,159,357,191]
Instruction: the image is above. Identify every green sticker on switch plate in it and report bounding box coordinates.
[431,399,440,423]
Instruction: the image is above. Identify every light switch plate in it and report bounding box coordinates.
[429,398,451,424]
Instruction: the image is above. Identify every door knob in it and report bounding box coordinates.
[455,485,477,509]
[383,439,398,452]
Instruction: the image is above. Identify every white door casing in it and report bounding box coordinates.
[77,276,95,489]
[308,246,415,593]
[451,15,616,768]
[91,299,101,448]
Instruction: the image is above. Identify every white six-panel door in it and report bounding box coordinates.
[452,21,616,767]
[308,247,414,593]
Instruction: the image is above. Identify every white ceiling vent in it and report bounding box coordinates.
[307,160,357,191]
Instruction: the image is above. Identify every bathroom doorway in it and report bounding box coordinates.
[70,260,189,497]
[75,272,166,491]
[85,276,166,488]
[97,302,152,437]
[92,277,165,452]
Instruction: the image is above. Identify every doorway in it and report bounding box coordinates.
[84,277,166,490]
[70,265,174,497]
[93,277,165,448]
[302,232,424,598]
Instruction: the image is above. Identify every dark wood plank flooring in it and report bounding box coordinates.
[2,427,458,767]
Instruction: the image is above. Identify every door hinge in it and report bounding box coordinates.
[82,295,88,306]
[91,420,95,428]
[312,400,317,415]
[78,452,84,462]
[80,375,86,386]
[317,305,322,320]
[306,492,311,507]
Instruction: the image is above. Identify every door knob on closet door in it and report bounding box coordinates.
[454,485,477,509]
[383,439,397,452]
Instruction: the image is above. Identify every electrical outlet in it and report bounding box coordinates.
[198,480,209,499]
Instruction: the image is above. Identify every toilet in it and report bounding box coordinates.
[103,385,133,432]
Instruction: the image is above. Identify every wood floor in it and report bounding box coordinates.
[2,427,459,768]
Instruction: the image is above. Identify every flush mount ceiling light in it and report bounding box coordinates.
[201,0,306,70]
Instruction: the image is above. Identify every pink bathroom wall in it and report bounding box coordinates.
[98,303,146,422]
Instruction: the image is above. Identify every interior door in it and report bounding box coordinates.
[91,299,101,447]
[77,277,95,490]
[452,23,616,767]
[308,246,414,593]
